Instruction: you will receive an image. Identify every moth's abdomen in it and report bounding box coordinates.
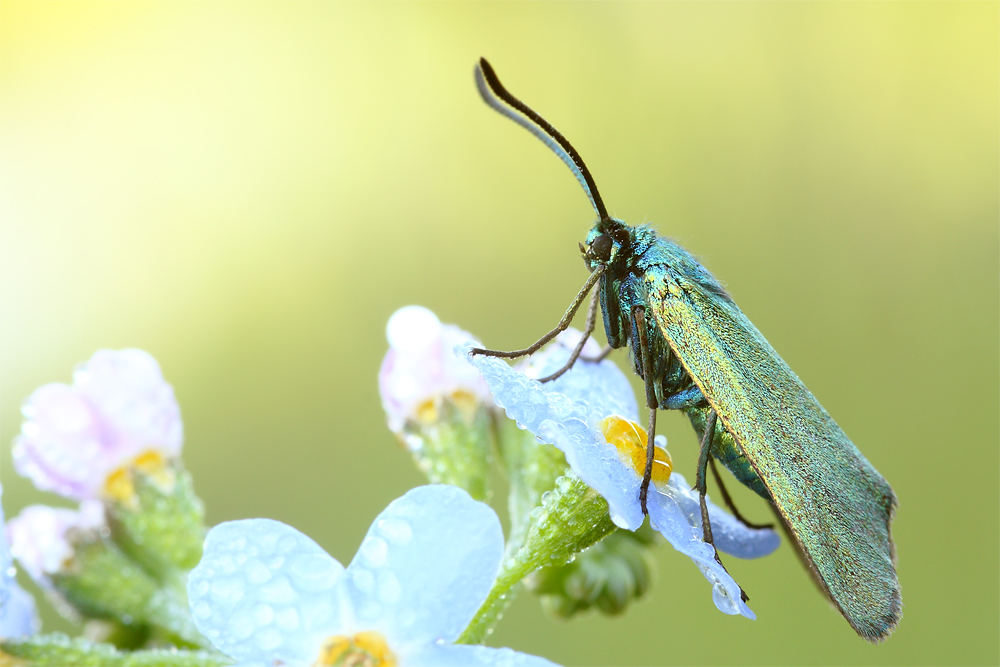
[687,405,771,500]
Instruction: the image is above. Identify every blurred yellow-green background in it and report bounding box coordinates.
[2,2,997,665]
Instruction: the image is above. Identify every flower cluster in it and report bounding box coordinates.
[188,485,555,667]
[2,306,782,667]
[379,306,497,500]
[3,350,206,654]
[463,333,779,618]
[13,349,182,502]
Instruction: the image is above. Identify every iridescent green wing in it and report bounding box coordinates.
[647,271,901,642]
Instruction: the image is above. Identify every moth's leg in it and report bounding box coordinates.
[538,290,599,383]
[471,266,605,359]
[640,407,657,515]
[708,456,774,531]
[696,410,749,602]
[632,306,659,515]
[695,410,718,547]
[663,384,769,526]
[664,384,770,526]
[581,345,613,363]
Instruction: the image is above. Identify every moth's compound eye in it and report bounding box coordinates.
[591,234,613,261]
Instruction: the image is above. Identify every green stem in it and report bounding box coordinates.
[456,553,540,645]
[1,633,231,667]
[458,473,618,645]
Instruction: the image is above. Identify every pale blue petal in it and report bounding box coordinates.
[342,485,503,648]
[514,337,639,423]
[646,472,756,619]
[463,339,779,620]
[537,419,646,531]
[463,341,645,529]
[1,483,38,638]
[0,578,38,638]
[408,644,561,667]
[188,519,345,665]
[659,473,780,560]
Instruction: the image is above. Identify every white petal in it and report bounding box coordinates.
[343,485,503,647]
[646,474,757,619]
[188,519,345,665]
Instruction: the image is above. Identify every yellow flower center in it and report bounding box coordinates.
[599,416,672,485]
[413,389,480,425]
[315,631,397,667]
[103,449,176,507]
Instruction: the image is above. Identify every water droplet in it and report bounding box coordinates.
[377,518,413,546]
[275,606,300,631]
[352,568,375,594]
[191,600,212,619]
[246,559,272,585]
[359,536,388,567]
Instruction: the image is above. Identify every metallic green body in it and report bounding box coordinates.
[471,56,900,642]
[585,221,901,641]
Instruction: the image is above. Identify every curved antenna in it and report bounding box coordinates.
[475,58,609,222]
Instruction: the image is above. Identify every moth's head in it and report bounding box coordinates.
[582,218,631,272]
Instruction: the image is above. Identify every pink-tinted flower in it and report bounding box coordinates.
[13,349,182,500]
[6,501,106,585]
[379,306,492,433]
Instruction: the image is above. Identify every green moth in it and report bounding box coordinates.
[470,58,901,642]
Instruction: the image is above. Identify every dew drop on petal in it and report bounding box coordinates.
[257,576,296,605]
[376,518,413,546]
[210,575,245,603]
[253,603,274,626]
[276,535,298,553]
[229,611,254,640]
[275,606,300,631]
[359,536,388,567]
[352,568,375,594]
[191,601,210,619]
[245,559,272,585]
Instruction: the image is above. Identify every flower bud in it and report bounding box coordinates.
[13,349,182,502]
[379,306,495,499]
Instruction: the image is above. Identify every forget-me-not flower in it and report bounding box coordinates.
[187,485,558,667]
[379,306,497,500]
[379,306,492,433]
[463,331,780,619]
[5,500,106,588]
[12,349,182,501]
